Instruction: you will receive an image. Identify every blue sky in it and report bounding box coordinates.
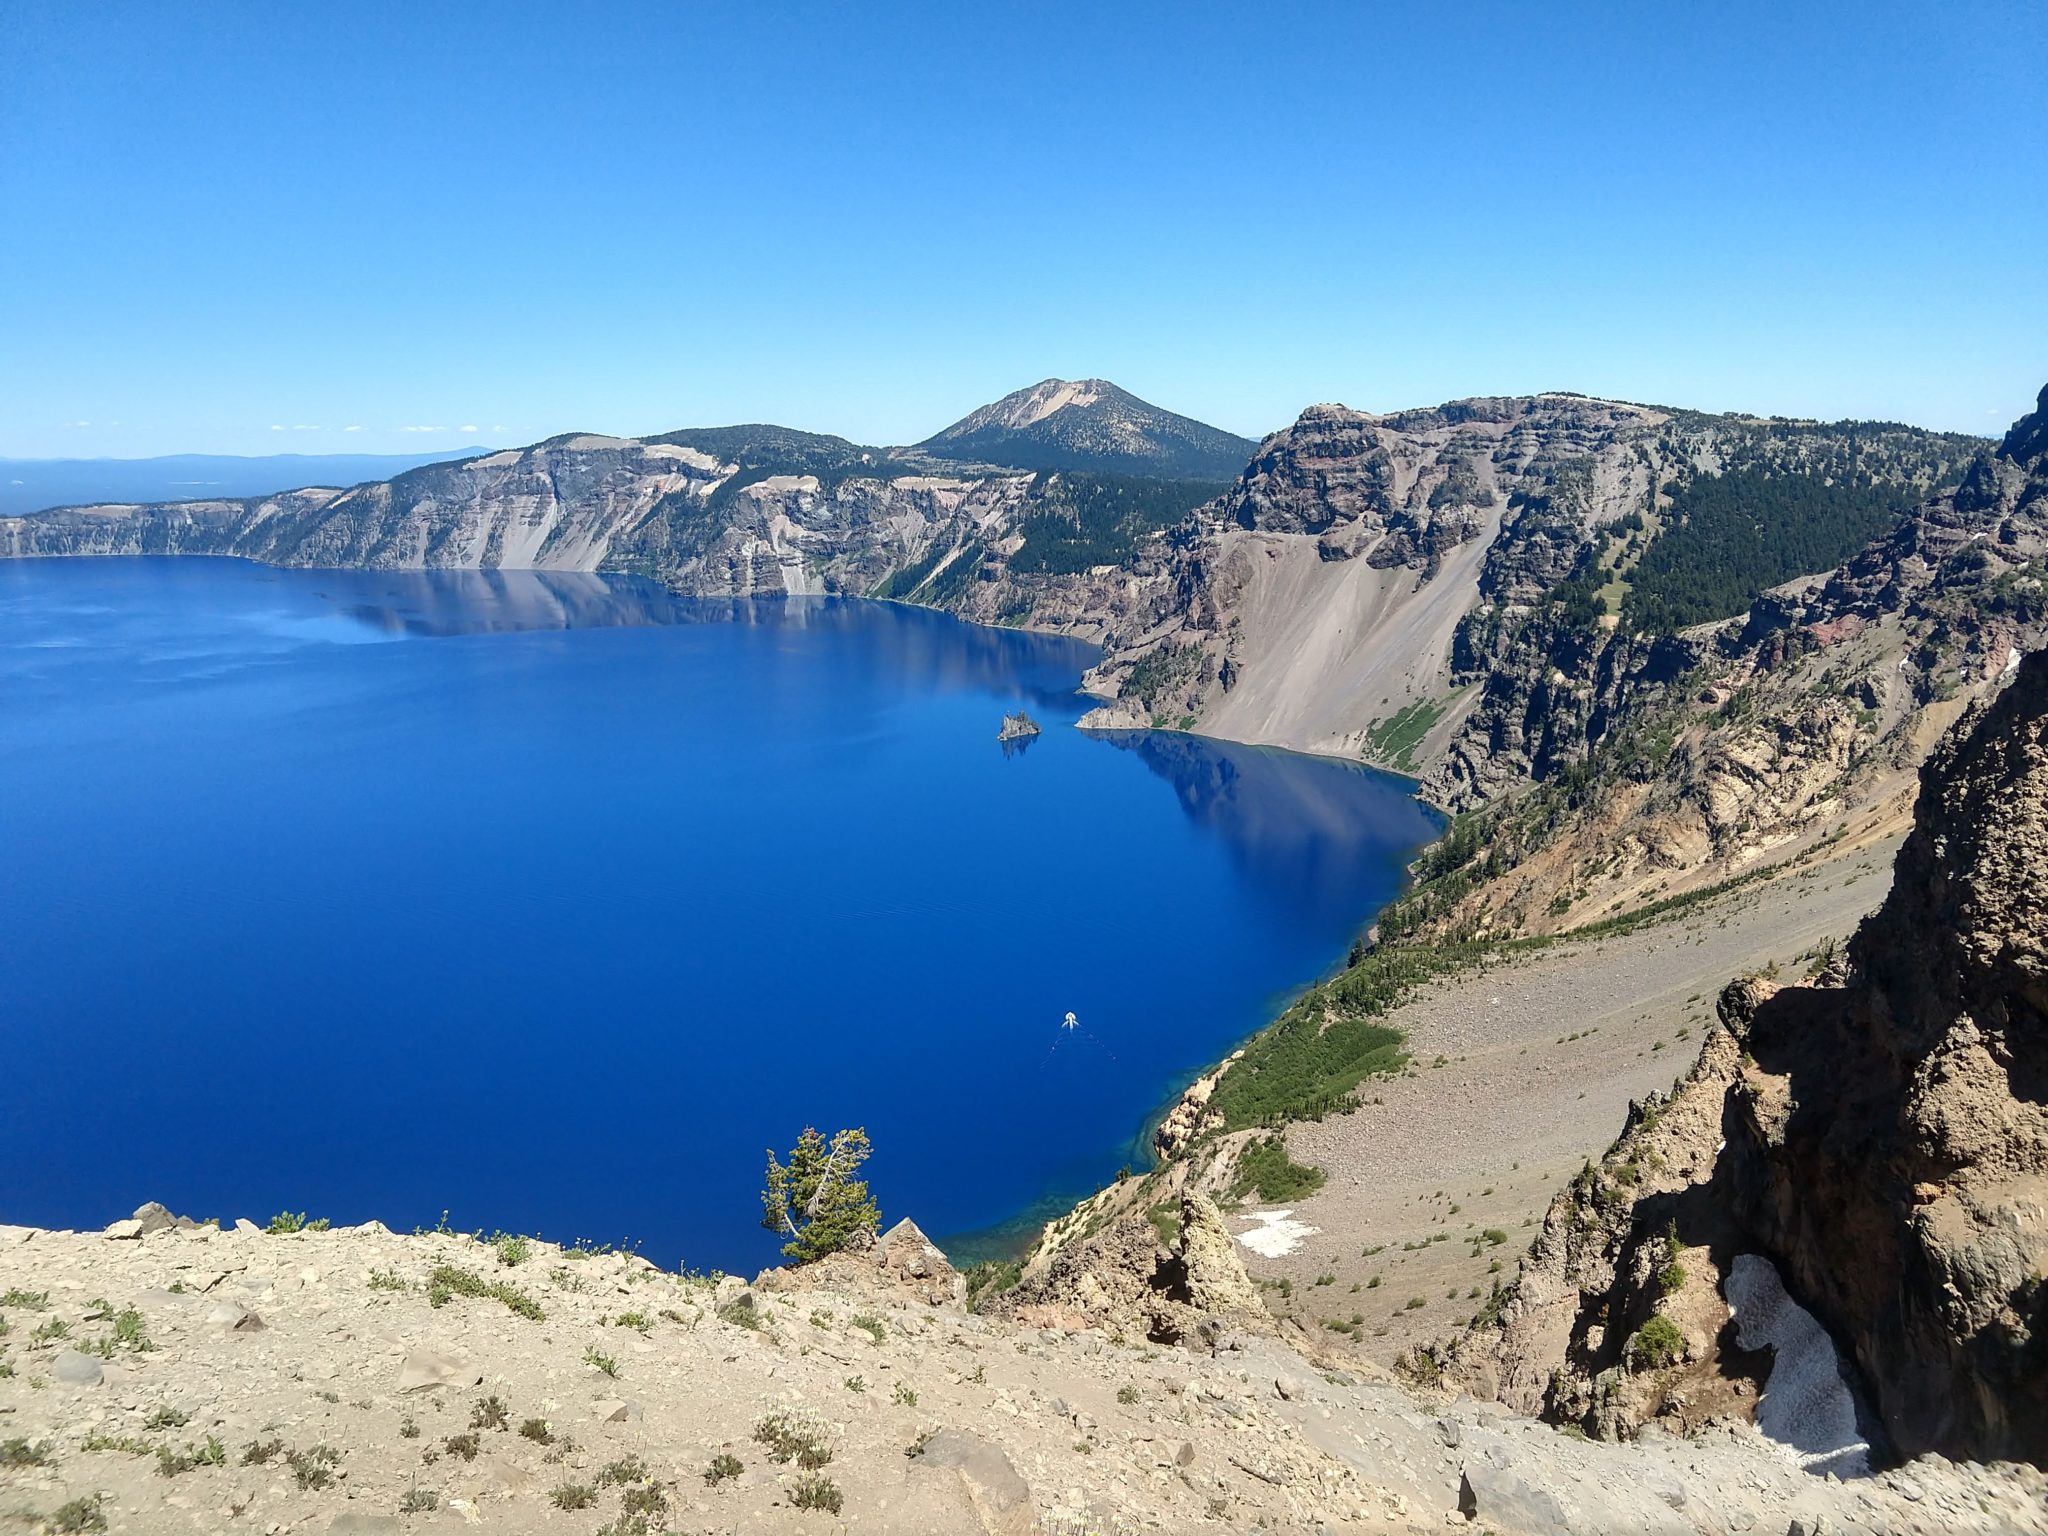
[2,0,2042,457]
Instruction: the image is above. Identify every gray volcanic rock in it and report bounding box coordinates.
[915,378,1257,478]
[1456,648,2048,1466]
[1719,642,2048,1463]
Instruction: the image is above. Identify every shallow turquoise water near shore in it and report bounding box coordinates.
[0,557,1438,1270]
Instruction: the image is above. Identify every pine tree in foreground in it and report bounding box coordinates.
[761,1127,880,1264]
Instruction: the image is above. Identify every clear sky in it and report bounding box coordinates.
[2,0,2042,458]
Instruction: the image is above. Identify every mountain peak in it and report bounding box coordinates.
[916,379,1255,479]
[952,378,1126,433]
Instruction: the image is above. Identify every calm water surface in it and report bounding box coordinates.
[0,558,1437,1269]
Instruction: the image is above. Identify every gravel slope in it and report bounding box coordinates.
[1238,837,1903,1364]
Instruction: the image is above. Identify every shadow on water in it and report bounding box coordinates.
[1090,729,1443,923]
[303,567,1101,715]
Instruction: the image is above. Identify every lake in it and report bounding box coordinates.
[0,557,1438,1271]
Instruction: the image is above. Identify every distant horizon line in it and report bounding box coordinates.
[7,375,2026,466]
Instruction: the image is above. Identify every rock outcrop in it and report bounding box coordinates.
[1718,641,2048,1463]
[753,1216,967,1311]
[1456,646,2048,1467]
[1004,1193,1266,1347]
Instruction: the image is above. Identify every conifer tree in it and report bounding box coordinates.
[761,1127,880,1264]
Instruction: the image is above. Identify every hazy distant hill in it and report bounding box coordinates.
[914,378,1258,478]
[0,449,490,517]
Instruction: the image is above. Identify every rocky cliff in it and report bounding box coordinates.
[1075,395,1978,769]
[1376,385,2048,937]
[1453,644,2048,1467]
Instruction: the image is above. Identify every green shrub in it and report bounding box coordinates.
[1630,1314,1686,1369]
[287,1445,339,1489]
[1227,1137,1326,1203]
[963,1259,1021,1313]
[753,1410,833,1469]
[704,1452,743,1485]
[1204,939,1471,1128]
[1657,1222,1687,1293]
[618,1482,668,1521]
[155,1436,225,1477]
[790,1472,842,1513]
[427,1264,543,1321]
[551,1482,597,1510]
[1146,1200,1181,1248]
[469,1395,508,1432]
[0,1437,52,1468]
[50,1495,107,1534]
[717,1299,762,1332]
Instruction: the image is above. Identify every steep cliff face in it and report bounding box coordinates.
[1387,387,2048,938]
[1455,647,2048,1466]
[1720,643,2048,1463]
[0,436,722,571]
[1076,396,1979,785]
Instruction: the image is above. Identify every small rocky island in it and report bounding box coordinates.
[996,710,1040,741]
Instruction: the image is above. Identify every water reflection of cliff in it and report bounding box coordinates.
[315,571,1101,713]
[1090,731,1442,922]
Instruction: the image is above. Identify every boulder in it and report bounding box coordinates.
[876,1217,967,1307]
[915,1429,1033,1535]
[1458,1458,1570,1536]
[131,1201,178,1235]
[204,1302,265,1332]
[52,1349,104,1386]
[396,1347,476,1392]
[102,1218,144,1241]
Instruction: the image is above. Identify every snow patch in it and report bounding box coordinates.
[1725,1252,1873,1478]
[1233,1209,1318,1258]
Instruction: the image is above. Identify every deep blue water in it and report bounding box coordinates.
[0,558,1438,1271]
